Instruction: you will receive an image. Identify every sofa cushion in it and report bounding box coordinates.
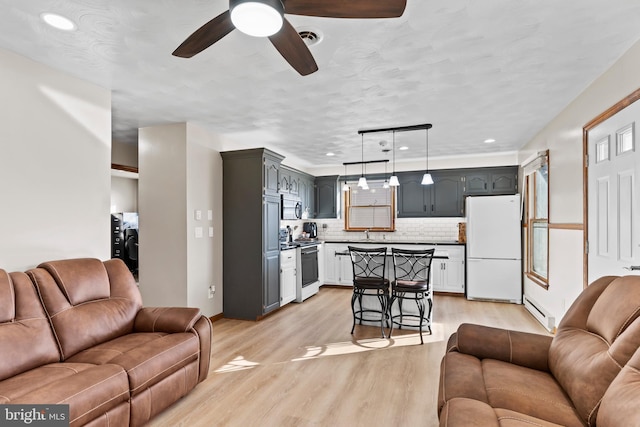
[0,362,129,427]
[439,398,568,427]
[549,275,640,425]
[66,332,200,396]
[39,258,111,306]
[0,270,61,382]
[439,352,583,427]
[28,258,143,359]
[597,346,640,426]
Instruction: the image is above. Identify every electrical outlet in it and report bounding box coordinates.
[208,284,215,299]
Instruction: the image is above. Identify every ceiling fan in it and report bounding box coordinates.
[172,0,407,76]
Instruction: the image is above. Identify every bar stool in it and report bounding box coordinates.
[389,248,435,344]
[348,246,390,338]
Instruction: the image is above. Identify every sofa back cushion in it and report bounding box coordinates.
[0,269,60,381]
[597,346,640,426]
[29,258,142,359]
[549,275,640,426]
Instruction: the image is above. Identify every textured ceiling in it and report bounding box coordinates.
[1,0,640,168]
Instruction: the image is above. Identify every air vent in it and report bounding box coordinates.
[298,29,323,46]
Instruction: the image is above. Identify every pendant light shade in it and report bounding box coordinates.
[389,130,400,186]
[422,126,433,186]
[230,0,284,37]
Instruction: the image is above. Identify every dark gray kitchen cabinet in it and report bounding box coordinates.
[432,173,465,216]
[299,173,315,218]
[463,166,518,196]
[221,148,283,320]
[397,171,463,217]
[264,156,280,196]
[263,194,281,314]
[279,166,300,196]
[315,175,338,218]
[397,172,432,217]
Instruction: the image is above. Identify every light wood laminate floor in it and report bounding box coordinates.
[148,287,549,427]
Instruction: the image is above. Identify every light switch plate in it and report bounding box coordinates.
[207,210,213,221]
[209,226,214,237]
[195,210,202,221]
[195,227,203,238]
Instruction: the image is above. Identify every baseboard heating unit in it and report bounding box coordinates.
[523,296,556,333]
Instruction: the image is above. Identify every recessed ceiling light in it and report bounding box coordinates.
[326,152,335,157]
[41,13,77,31]
[484,138,496,144]
[399,146,409,151]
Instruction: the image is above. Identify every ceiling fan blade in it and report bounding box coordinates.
[284,0,406,18]
[173,10,235,58]
[268,18,318,76]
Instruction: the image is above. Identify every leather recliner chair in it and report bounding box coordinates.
[438,275,640,427]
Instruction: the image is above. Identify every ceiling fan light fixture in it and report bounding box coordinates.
[230,0,284,37]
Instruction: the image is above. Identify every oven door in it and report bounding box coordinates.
[300,246,319,287]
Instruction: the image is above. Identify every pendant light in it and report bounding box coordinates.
[421,126,434,185]
[342,164,349,192]
[389,131,400,187]
[383,151,390,189]
[357,133,369,189]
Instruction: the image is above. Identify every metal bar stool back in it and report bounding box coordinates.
[390,248,435,344]
[348,246,390,338]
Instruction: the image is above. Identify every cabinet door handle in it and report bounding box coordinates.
[484,183,487,190]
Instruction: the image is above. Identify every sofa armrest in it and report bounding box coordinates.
[134,307,201,333]
[455,323,552,372]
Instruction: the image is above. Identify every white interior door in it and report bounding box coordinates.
[588,100,640,282]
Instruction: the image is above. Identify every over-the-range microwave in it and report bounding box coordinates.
[281,194,302,220]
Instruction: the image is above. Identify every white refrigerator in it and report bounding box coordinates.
[466,195,522,303]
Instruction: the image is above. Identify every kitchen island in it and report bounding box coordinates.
[322,240,466,295]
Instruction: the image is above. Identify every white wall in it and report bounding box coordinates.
[110,175,138,213]
[112,139,138,168]
[0,47,111,271]
[138,122,223,316]
[519,38,640,324]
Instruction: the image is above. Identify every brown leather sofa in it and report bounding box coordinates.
[438,275,640,427]
[0,258,212,427]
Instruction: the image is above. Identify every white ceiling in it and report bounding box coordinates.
[2,0,640,168]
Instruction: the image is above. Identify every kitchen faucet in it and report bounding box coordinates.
[364,229,370,240]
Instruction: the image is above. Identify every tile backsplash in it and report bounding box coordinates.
[282,217,464,242]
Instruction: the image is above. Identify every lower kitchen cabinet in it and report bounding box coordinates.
[280,249,297,306]
[323,244,353,286]
[431,246,465,293]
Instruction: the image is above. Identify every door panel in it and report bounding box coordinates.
[588,101,640,281]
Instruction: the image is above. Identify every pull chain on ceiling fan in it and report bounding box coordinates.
[172,0,407,76]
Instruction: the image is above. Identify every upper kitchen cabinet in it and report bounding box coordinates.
[397,171,463,217]
[397,172,432,217]
[279,166,300,196]
[463,166,518,196]
[432,173,465,216]
[221,148,284,320]
[315,175,338,218]
[298,173,315,218]
[264,156,281,196]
